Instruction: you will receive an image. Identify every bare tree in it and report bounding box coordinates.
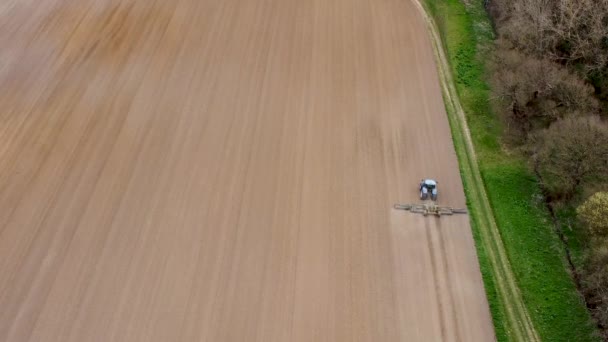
[551,0,608,70]
[491,0,608,71]
[491,47,598,140]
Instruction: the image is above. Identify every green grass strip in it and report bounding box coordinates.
[413,0,599,341]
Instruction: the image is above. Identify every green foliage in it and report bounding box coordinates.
[578,192,608,239]
[423,0,599,340]
[454,44,478,87]
[482,163,597,342]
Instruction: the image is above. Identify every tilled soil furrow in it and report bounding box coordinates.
[0,0,495,340]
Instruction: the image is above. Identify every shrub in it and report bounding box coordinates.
[529,116,608,199]
[578,192,608,239]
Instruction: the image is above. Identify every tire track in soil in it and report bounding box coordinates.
[410,0,541,340]
[436,222,464,342]
[424,219,448,341]
[0,0,496,340]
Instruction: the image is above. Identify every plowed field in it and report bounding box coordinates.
[0,0,494,340]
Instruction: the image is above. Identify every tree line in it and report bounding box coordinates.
[486,0,608,337]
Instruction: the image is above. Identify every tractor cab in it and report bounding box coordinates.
[419,179,438,201]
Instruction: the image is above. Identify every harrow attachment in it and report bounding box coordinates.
[393,203,467,217]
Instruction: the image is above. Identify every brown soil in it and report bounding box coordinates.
[0,0,495,340]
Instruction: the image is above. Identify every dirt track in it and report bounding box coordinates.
[0,0,495,340]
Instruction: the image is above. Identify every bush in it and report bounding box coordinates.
[578,192,608,239]
[583,243,608,336]
[579,193,608,337]
[529,116,608,199]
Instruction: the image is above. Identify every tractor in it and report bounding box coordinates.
[393,179,467,217]
[419,179,438,201]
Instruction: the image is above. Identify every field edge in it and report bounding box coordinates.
[413,0,600,341]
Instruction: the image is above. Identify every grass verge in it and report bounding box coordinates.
[413,0,599,341]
